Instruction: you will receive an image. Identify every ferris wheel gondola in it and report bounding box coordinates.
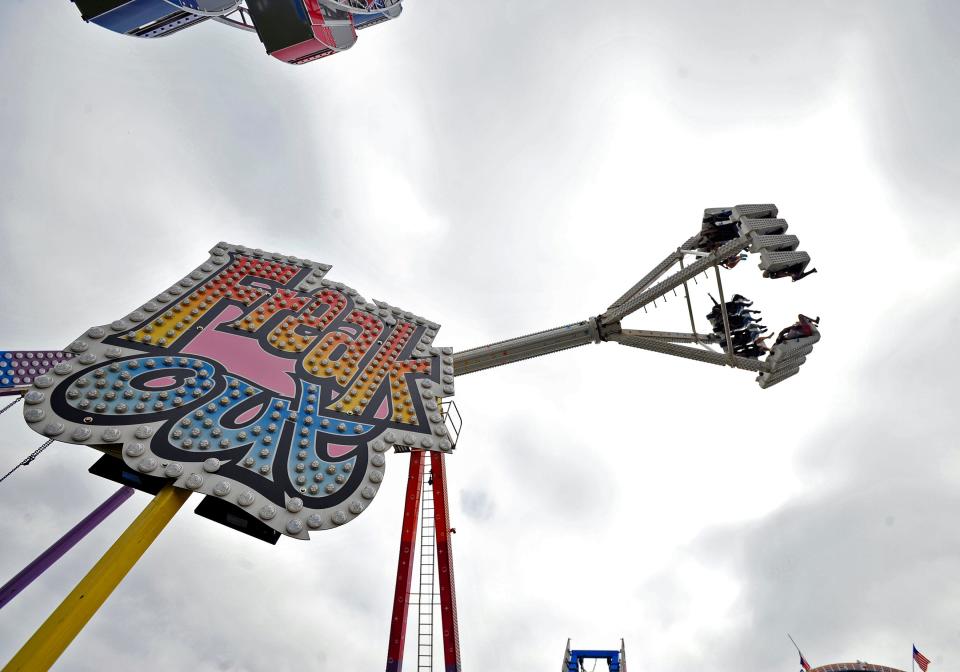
[71,0,225,38]
[244,0,358,63]
[69,0,402,62]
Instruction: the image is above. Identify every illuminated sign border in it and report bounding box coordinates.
[23,243,455,539]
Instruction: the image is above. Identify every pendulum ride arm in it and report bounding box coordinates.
[605,234,700,311]
[607,330,767,372]
[453,204,820,389]
[452,321,600,376]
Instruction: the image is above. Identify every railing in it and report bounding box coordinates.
[440,400,461,449]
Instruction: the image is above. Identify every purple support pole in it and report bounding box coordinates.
[0,485,135,610]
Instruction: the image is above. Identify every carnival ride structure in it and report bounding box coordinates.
[70,0,402,64]
[0,204,819,671]
[561,639,627,672]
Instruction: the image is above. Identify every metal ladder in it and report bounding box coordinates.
[417,457,436,671]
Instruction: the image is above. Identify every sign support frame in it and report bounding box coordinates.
[4,484,190,672]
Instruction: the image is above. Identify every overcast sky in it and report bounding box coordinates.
[1,1,959,670]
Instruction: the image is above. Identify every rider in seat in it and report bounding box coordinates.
[696,209,740,252]
[775,314,820,344]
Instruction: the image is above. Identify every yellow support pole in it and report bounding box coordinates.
[4,484,191,672]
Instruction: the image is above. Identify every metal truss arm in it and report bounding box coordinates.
[619,329,719,344]
[606,234,699,311]
[212,3,256,32]
[609,331,771,373]
[452,321,598,376]
[452,204,818,388]
[601,236,749,324]
[212,14,256,32]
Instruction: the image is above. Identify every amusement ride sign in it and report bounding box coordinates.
[21,243,455,539]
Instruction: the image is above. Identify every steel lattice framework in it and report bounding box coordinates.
[454,204,819,389]
[3,203,820,671]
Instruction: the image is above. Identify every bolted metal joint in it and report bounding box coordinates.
[593,316,621,342]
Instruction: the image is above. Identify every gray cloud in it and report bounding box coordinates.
[633,273,960,670]
[460,488,495,522]
[1,1,959,670]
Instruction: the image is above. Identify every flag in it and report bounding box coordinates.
[913,645,931,672]
[800,653,812,671]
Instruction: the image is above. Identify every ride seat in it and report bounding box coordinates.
[750,233,800,252]
[757,365,801,389]
[758,250,810,274]
[731,203,778,221]
[739,217,789,236]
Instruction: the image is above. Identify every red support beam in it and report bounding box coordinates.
[430,451,462,672]
[385,451,424,672]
